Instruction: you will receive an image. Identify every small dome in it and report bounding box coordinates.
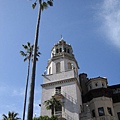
[51,39,73,58]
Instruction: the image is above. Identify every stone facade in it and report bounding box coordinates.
[80,74,120,120]
[40,39,120,120]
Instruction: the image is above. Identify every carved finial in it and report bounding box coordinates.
[44,70,46,75]
[60,34,63,40]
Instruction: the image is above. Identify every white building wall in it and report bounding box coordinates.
[76,82,82,115]
[41,80,81,120]
[41,85,54,117]
[62,81,80,120]
[89,97,115,119]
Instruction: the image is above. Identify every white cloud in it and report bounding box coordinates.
[99,0,120,48]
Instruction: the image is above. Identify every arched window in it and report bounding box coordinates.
[56,48,59,53]
[64,48,66,52]
[60,48,62,52]
[89,84,92,90]
[102,83,104,87]
[55,102,62,115]
[95,82,98,87]
[49,67,51,74]
[68,62,72,70]
[67,49,70,53]
[56,62,61,73]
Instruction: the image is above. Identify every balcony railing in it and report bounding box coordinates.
[64,112,75,120]
[56,89,61,94]
[55,111,62,116]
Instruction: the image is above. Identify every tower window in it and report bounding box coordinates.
[68,62,72,70]
[49,67,51,74]
[56,62,61,73]
[67,49,70,53]
[117,112,120,120]
[56,48,59,53]
[98,107,105,116]
[64,48,66,52]
[107,107,112,116]
[60,48,62,52]
[92,109,96,117]
[55,102,62,116]
[89,84,92,90]
[55,86,61,94]
[95,82,98,87]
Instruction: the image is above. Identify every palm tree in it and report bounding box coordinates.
[44,97,61,116]
[2,111,20,120]
[20,42,40,120]
[27,1,53,120]
[49,116,58,120]
[32,115,58,120]
[33,116,50,120]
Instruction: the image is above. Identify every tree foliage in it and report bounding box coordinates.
[33,115,58,120]
[20,42,40,62]
[2,111,20,120]
[32,0,53,10]
[20,42,40,120]
[44,97,61,116]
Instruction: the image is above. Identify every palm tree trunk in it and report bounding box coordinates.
[22,59,30,120]
[27,0,42,120]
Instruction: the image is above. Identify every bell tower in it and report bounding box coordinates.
[41,39,82,120]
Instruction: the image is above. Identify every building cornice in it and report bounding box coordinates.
[41,77,82,92]
[86,77,108,85]
[41,78,75,87]
[47,53,79,69]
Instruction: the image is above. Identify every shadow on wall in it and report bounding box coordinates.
[63,92,79,116]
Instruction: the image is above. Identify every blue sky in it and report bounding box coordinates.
[0,0,120,119]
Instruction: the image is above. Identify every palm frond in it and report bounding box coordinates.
[41,2,48,11]
[24,57,28,62]
[21,42,40,62]
[20,51,27,56]
[27,42,30,47]
[3,111,20,120]
[47,0,53,6]
[22,45,28,49]
[8,111,11,118]
[32,2,37,9]
[37,51,41,55]
[2,114,8,120]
